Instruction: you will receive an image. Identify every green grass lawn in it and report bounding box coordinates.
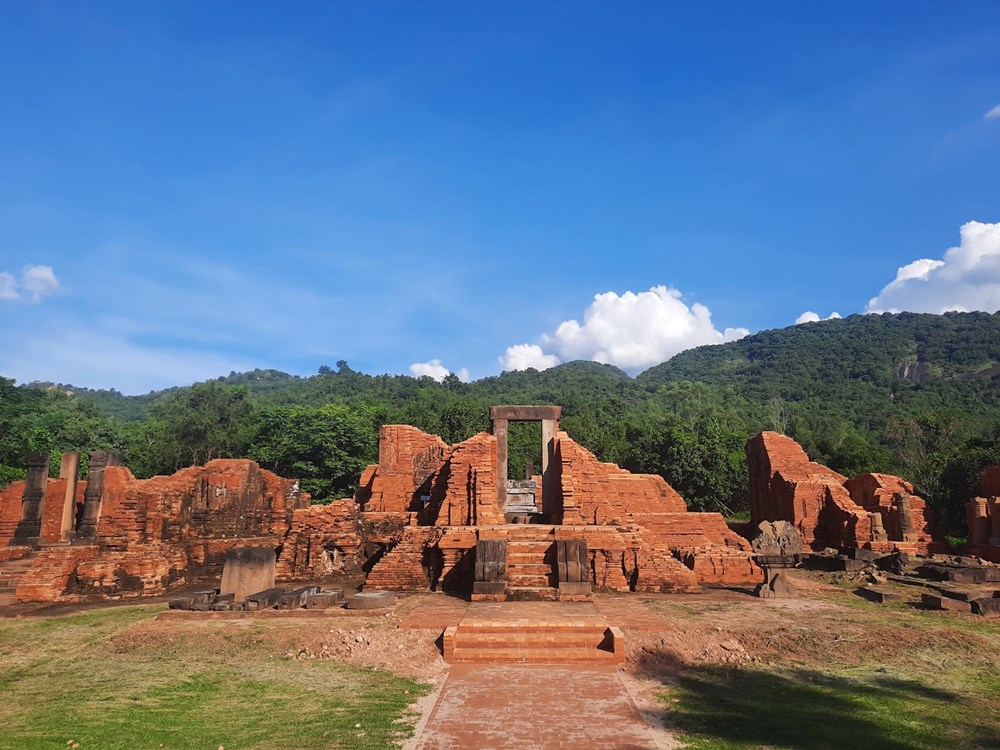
[662,664,1000,750]
[652,578,1000,750]
[0,606,428,750]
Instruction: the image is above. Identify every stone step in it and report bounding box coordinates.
[505,563,553,574]
[506,586,560,601]
[444,624,624,664]
[443,648,622,664]
[507,571,555,588]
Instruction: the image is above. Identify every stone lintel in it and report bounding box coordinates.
[489,405,562,424]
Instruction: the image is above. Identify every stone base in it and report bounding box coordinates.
[347,591,396,609]
[472,580,507,602]
[558,581,593,601]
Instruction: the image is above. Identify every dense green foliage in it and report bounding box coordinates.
[7,312,1000,532]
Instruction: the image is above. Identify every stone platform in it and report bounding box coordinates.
[442,600,624,664]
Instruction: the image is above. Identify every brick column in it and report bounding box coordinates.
[11,451,50,545]
[967,498,990,546]
[74,452,123,543]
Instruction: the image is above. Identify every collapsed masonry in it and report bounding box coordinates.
[1,453,309,602]
[746,431,944,554]
[2,405,760,603]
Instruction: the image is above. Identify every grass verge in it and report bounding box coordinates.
[0,606,428,750]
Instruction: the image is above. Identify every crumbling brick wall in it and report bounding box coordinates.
[276,500,364,580]
[356,425,449,513]
[95,460,305,550]
[747,431,940,553]
[427,432,503,526]
[555,433,686,524]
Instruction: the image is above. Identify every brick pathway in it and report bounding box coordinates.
[412,664,659,749]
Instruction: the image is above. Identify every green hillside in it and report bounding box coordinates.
[7,311,1000,533]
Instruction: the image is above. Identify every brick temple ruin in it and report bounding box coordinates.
[7,407,1000,607]
[746,431,944,555]
[1,405,761,604]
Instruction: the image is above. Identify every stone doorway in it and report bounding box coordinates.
[489,405,561,523]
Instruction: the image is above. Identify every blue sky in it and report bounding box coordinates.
[1,2,999,393]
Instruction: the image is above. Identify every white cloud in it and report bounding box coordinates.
[409,359,469,382]
[20,265,60,301]
[795,310,842,325]
[0,272,18,301]
[0,265,60,302]
[500,285,750,375]
[499,344,560,372]
[866,221,1000,314]
[985,103,1000,120]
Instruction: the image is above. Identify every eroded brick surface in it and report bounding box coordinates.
[747,431,942,553]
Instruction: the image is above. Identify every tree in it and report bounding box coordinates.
[143,382,256,472]
[249,404,376,500]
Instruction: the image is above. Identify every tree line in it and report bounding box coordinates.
[5,311,1000,536]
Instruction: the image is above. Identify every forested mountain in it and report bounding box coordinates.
[7,311,1000,535]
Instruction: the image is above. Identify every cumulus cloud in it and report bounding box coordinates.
[0,265,60,302]
[500,285,750,375]
[866,221,1000,314]
[985,103,1000,120]
[409,359,469,382]
[498,344,561,372]
[795,310,842,325]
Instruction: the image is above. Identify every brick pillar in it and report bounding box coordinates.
[11,451,50,545]
[58,452,80,541]
[74,452,123,543]
[492,417,508,510]
[894,493,916,542]
[967,498,990,546]
[869,511,887,542]
[989,498,1000,547]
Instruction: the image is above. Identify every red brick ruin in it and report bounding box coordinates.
[2,405,763,603]
[967,466,1000,563]
[746,431,944,554]
[13,409,997,605]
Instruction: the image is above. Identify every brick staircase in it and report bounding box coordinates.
[505,526,558,600]
[0,553,35,606]
[443,619,624,664]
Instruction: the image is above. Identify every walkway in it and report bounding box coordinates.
[412,664,659,749]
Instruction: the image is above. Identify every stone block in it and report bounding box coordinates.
[558,581,592,596]
[305,590,344,609]
[220,547,276,604]
[190,590,219,605]
[855,586,904,604]
[971,598,1000,616]
[473,581,507,595]
[168,596,194,610]
[245,586,288,611]
[277,585,320,610]
[921,593,972,612]
[937,587,986,602]
[751,520,805,556]
[346,591,396,609]
[844,548,879,562]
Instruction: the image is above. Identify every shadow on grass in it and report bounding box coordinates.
[634,652,1000,750]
